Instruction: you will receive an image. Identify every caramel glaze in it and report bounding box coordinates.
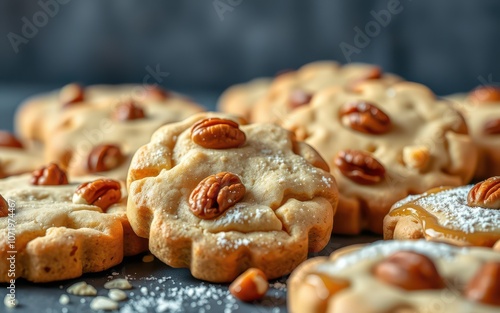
[389,186,500,247]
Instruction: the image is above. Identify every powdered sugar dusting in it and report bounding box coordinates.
[216,233,251,250]
[318,240,460,274]
[414,186,500,233]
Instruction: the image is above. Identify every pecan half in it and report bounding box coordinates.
[189,172,246,219]
[87,144,125,173]
[468,86,500,104]
[334,150,385,185]
[467,177,500,209]
[31,163,69,186]
[72,178,122,211]
[0,131,23,149]
[112,100,146,121]
[373,251,444,291]
[191,118,246,149]
[289,90,313,109]
[0,194,8,217]
[60,83,85,108]
[339,101,391,134]
[483,119,500,135]
[464,262,500,306]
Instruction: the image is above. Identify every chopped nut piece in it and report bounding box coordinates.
[468,86,500,104]
[108,289,127,301]
[402,145,430,170]
[113,100,146,121]
[0,131,23,149]
[66,281,97,296]
[0,194,8,218]
[230,268,269,302]
[104,278,133,290]
[90,296,119,311]
[87,144,125,173]
[289,90,313,109]
[60,83,85,107]
[465,262,500,306]
[142,254,155,263]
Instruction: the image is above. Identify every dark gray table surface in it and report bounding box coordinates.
[0,85,381,312]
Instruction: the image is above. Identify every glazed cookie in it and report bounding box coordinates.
[0,164,148,282]
[288,240,500,313]
[19,84,204,180]
[281,81,477,235]
[0,131,44,178]
[447,86,500,180]
[217,77,272,121]
[251,61,401,123]
[384,176,500,249]
[127,113,338,283]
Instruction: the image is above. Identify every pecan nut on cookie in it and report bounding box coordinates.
[447,86,500,180]
[15,84,204,180]
[281,80,478,235]
[127,113,338,282]
[384,176,500,250]
[251,61,401,123]
[288,240,500,313]
[0,130,44,178]
[0,165,147,283]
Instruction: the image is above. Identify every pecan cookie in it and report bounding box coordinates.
[384,176,500,249]
[447,86,500,180]
[16,84,204,180]
[0,165,148,283]
[0,131,44,178]
[127,113,338,282]
[288,240,500,313]
[218,77,272,121]
[251,61,401,123]
[281,81,477,234]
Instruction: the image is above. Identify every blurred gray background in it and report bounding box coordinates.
[1,0,500,131]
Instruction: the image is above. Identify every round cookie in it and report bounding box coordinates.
[446,86,500,180]
[0,131,44,178]
[288,240,500,313]
[0,168,148,283]
[127,113,338,283]
[19,84,205,180]
[251,61,401,123]
[281,80,477,234]
[217,77,272,121]
[384,176,500,249]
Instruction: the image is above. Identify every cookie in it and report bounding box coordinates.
[0,164,148,282]
[127,113,338,282]
[281,81,477,234]
[447,86,500,180]
[217,77,272,121]
[251,61,401,123]
[17,84,204,180]
[384,176,500,249]
[288,240,500,313]
[0,131,44,178]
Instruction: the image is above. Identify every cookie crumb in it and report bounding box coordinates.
[3,294,17,308]
[104,278,132,290]
[67,281,97,296]
[108,289,127,301]
[142,254,155,263]
[59,294,70,305]
[89,296,119,311]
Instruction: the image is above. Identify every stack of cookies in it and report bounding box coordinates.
[1,61,499,312]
